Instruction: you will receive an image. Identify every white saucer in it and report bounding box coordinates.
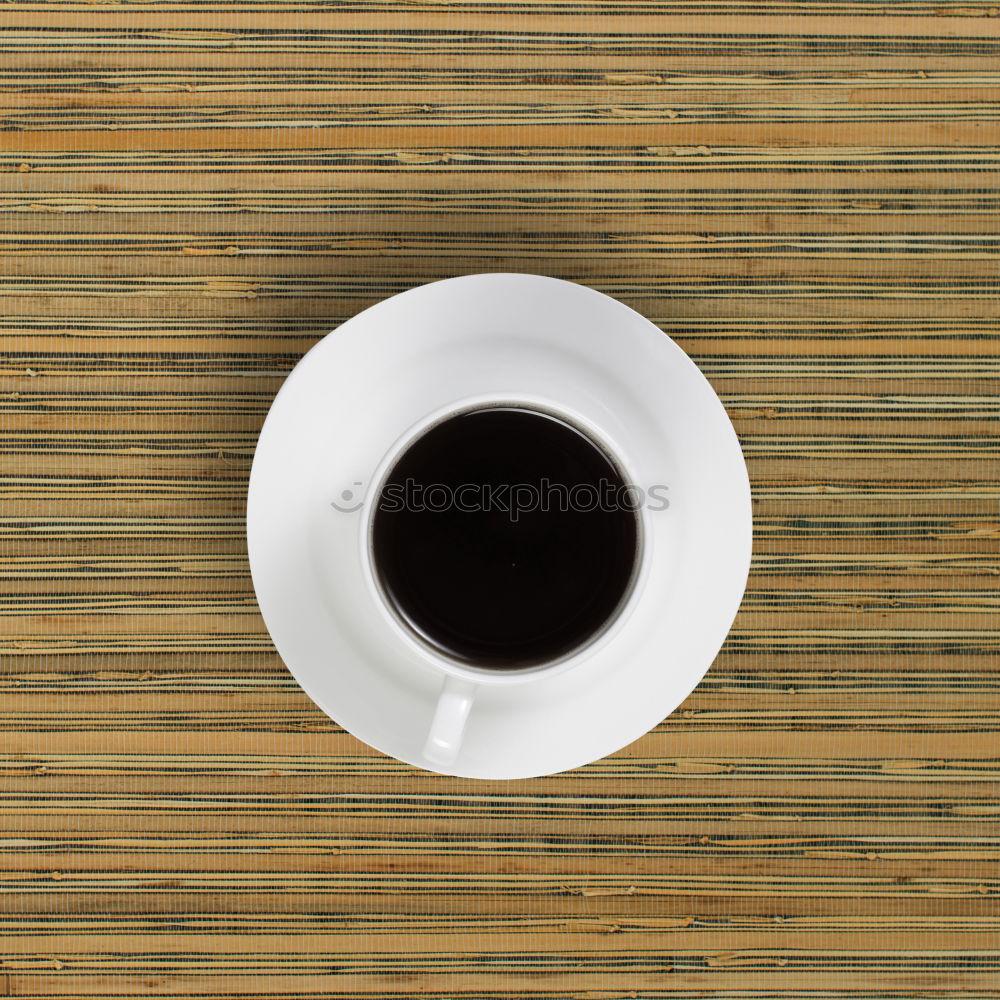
[247,273,751,779]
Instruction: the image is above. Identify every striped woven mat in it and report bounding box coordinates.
[2,5,998,998]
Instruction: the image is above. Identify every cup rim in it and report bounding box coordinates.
[358,393,651,687]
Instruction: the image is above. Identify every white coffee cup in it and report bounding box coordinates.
[357,395,651,765]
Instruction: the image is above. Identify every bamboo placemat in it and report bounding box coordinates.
[2,4,999,998]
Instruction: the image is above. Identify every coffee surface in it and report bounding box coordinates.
[371,406,638,668]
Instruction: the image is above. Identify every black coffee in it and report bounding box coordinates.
[371,406,638,669]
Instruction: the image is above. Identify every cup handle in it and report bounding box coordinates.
[423,676,477,765]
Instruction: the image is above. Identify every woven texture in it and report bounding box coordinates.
[2,4,999,997]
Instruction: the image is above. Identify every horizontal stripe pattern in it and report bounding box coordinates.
[1,4,999,999]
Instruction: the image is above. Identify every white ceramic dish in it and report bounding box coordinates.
[247,273,751,779]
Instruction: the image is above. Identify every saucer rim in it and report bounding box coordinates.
[247,272,752,779]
